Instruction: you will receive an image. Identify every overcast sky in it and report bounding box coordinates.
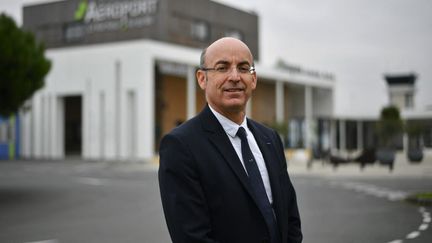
[1,0,431,118]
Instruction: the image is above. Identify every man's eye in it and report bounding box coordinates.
[238,66,250,73]
[216,66,228,72]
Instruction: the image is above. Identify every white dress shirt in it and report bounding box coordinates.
[209,105,273,204]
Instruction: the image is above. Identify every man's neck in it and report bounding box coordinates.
[208,104,246,125]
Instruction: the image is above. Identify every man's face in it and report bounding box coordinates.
[197,38,257,116]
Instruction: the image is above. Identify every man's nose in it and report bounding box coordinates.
[227,67,241,81]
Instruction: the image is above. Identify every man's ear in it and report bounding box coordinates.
[251,72,257,90]
[196,70,207,90]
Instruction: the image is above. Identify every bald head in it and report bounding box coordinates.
[200,37,254,68]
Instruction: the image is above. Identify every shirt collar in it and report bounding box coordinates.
[208,105,248,138]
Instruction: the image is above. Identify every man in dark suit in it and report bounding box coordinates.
[159,37,302,243]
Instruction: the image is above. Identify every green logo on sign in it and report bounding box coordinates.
[74,0,88,21]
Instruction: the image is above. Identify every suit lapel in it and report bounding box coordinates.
[198,106,255,198]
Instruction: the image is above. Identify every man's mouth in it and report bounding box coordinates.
[224,88,244,92]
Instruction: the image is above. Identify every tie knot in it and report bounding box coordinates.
[236,127,247,140]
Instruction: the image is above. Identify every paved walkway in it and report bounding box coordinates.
[287,151,432,178]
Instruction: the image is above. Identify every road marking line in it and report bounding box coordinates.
[406,231,420,239]
[24,240,59,243]
[419,223,428,231]
[387,240,403,243]
[332,181,408,202]
[76,177,106,186]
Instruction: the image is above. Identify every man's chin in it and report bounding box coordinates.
[223,100,247,112]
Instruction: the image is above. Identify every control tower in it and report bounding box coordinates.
[384,73,417,110]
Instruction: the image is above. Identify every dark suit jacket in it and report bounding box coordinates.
[159,105,302,243]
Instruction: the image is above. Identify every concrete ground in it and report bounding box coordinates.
[287,150,432,178]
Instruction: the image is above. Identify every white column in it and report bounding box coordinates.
[357,121,363,151]
[33,93,41,158]
[99,91,106,160]
[41,95,47,157]
[127,90,137,160]
[56,96,64,159]
[30,95,36,158]
[403,133,409,152]
[187,65,196,119]
[322,120,331,151]
[84,78,92,159]
[49,94,57,158]
[47,94,52,158]
[304,86,313,149]
[339,119,346,151]
[115,60,121,160]
[137,54,155,161]
[276,81,284,123]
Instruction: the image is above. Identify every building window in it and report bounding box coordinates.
[405,93,414,109]
[191,21,209,41]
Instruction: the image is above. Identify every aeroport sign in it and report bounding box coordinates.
[66,0,159,41]
[75,0,158,23]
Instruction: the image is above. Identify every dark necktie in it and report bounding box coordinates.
[236,127,280,243]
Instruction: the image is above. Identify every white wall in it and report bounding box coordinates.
[21,40,165,161]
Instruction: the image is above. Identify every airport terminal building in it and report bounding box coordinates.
[19,0,334,161]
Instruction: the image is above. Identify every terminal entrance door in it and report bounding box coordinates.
[155,72,187,151]
[64,96,82,157]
